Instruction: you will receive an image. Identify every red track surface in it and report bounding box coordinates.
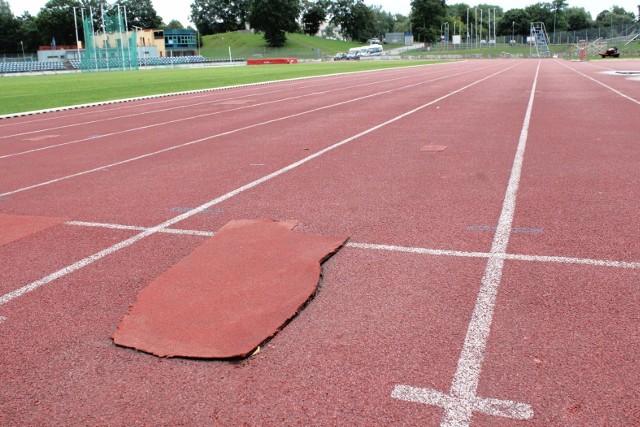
[1,59,639,426]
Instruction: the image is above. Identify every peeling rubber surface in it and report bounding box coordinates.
[112,219,347,358]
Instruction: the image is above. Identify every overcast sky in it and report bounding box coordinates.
[6,0,637,28]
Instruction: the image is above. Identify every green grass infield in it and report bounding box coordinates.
[0,60,442,116]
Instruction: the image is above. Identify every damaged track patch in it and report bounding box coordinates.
[112,219,347,359]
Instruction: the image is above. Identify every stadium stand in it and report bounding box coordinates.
[0,61,66,74]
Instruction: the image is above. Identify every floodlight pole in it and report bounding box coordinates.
[73,7,82,61]
[493,9,496,42]
[474,9,477,49]
[480,9,483,44]
[99,5,110,71]
[123,5,132,70]
[117,6,126,71]
[466,8,469,49]
[553,4,557,45]
[489,9,492,42]
[89,6,99,71]
[133,26,142,66]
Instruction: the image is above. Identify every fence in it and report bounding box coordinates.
[80,8,138,72]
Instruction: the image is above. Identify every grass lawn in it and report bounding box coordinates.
[0,60,441,115]
[200,32,403,59]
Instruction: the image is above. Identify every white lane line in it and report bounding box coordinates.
[65,221,215,237]
[392,386,533,420]
[0,86,347,160]
[556,59,640,105]
[0,63,513,198]
[0,74,371,129]
[61,223,640,269]
[392,61,542,425]
[0,64,514,307]
[0,67,420,141]
[347,242,490,260]
[347,242,640,269]
[0,62,449,121]
[0,62,486,160]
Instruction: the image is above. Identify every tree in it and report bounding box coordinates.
[0,0,21,54]
[36,0,82,47]
[328,0,354,29]
[115,0,162,30]
[345,1,375,42]
[495,8,528,38]
[392,13,411,33]
[549,0,569,35]
[302,4,326,36]
[447,2,471,24]
[249,0,301,47]
[329,0,376,42]
[410,0,448,43]
[524,3,554,31]
[565,7,592,31]
[190,0,248,35]
[17,12,41,53]
[370,5,395,39]
[595,6,636,27]
[164,19,184,30]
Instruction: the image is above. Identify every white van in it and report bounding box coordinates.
[348,44,383,58]
[366,44,383,56]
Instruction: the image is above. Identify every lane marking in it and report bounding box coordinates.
[3,66,450,134]
[63,221,640,269]
[65,221,215,237]
[0,75,366,129]
[466,225,543,234]
[392,60,542,425]
[22,135,60,142]
[556,59,640,105]
[392,386,533,420]
[0,63,517,307]
[1,68,417,140]
[0,64,514,197]
[0,63,487,160]
[169,207,223,215]
[347,242,640,269]
[0,62,457,122]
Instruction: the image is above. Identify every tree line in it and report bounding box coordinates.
[189,0,638,46]
[0,0,181,55]
[1,0,638,55]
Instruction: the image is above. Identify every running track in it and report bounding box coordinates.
[1,59,639,426]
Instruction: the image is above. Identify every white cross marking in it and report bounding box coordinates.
[391,61,542,425]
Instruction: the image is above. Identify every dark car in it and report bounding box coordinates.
[333,52,347,61]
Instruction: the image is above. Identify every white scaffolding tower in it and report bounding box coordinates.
[530,22,550,57]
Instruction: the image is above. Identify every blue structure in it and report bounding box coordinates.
[164,29,198,56]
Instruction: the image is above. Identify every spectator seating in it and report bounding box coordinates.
[0,61,66,73]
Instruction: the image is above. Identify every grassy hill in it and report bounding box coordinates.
[200,32,375,60]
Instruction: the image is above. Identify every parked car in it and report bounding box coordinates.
[333,52,347,61]
[345,52,360,60]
